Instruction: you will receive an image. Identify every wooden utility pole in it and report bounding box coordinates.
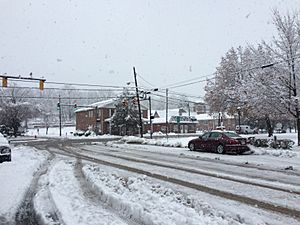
[59,95,62,137]
[166,88,169,140]
[149,96,152,139]
[133,67,143,137]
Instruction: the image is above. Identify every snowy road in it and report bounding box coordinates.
[2,138,300,225]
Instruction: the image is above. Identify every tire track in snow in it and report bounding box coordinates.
[97,143,300,177]
[30,141,300,222]
[15,153,61,225]
[59,145,300,221]
[79,145,300,195]
[74,159,144,225]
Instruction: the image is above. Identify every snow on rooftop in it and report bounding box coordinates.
[0,133,9,147]
[74,98,117,113]
[150,109,234,123]
[75,98,148,113]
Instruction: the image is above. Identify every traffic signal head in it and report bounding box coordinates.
[122,98,128,107]
[57,102,60,110]
[74,103,77,110]
[39,80,45,91]
[2,77,7,87]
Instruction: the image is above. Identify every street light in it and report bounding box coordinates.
[237,107,241,133]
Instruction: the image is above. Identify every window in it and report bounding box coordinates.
[88,111,94,118]
[202,132,210,140]
[209,132,221,140]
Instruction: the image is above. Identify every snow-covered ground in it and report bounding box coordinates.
[24,126,120,140]
[119,132,300,158]
[0,146,49,223]
[26,126,76,137]
[1,132,300,225]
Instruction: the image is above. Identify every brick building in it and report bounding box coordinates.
[75,99,148,135]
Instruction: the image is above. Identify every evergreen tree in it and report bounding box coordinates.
[110,91,140,136]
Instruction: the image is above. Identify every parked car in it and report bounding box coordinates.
[188,131,250,154]
[0,133,11,163]
[236,125,256,134]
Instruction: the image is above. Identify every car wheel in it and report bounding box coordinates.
[216,144,225,154]
[189,143,195,151]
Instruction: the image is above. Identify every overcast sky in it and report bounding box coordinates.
[0,0,299,99]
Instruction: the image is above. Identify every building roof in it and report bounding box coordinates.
[75,98,148,113]
[150,109,234,124]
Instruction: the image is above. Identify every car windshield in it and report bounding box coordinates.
[223,132,240,138]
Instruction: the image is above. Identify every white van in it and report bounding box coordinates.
[236,125,254,134]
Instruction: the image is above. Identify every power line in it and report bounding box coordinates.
[0,76,135,89]
[0,95,115,100]
[161,53,300,90]
[1,85,126,92]
[160,73,215,89]
[150,92,198,104]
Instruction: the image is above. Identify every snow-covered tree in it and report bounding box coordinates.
[110,90,140,136]
[0,84,39,136]
[204,9,300,140]
[263,9,300,142]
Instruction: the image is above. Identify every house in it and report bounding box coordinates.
[75,98,148,135]
[149,109,236,133]
[194,112,235,131]
[150,109,198,134]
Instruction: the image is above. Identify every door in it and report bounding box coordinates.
[206,132,222,152]
[197,132,210,150]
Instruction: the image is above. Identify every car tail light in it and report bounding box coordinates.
[227,139,240,145]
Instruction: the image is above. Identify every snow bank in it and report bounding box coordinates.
[119,135,299,158]
[82,164,245,225]
[120,136,189,148]
[47,159,128,225]
[0,146,49,223]
[251,147,297,158]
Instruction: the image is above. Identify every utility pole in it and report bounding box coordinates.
[95,106,99,135]
[166,88,169,140]
[149,96,152,139]
[133,67,143,138]
[59,95,62,137]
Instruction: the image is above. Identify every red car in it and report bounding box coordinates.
[188,131,250,154]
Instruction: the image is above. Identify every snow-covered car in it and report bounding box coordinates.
[188,130,250,154]
[236,125,255,134]
[0,133,11,163]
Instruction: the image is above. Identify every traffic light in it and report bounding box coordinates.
[122,98,128,107]
[132,96,138,104]
[74,103,77,110]
[2,77,7,87]
[39,80,45,91]
[57,102,60,110]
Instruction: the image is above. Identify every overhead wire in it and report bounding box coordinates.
[0,95,115,100]
[2,53,300,105]
[160,53,300,90]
